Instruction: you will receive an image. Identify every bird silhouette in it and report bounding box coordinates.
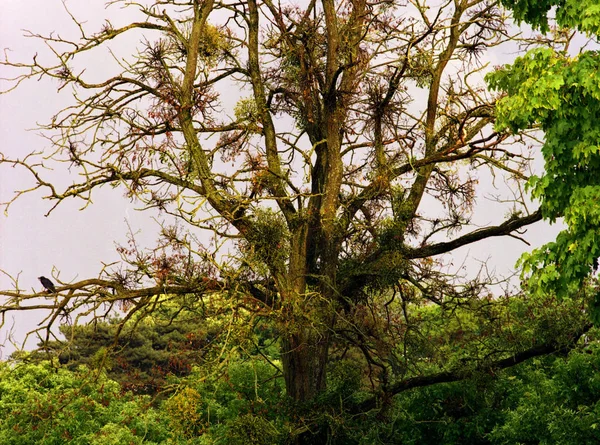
[38,276,57,293]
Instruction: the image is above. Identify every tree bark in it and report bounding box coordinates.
[281,330,329,401]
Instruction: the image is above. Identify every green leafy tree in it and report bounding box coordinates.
[369,329,600,445]
[0,360,169,444]
[23,300,221,396]
[487,0,600,303]
[1,0,598,442]
[164,358,286,443]
[489,342,600,445]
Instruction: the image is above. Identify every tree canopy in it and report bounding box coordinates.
[2,0,600,442]
[489,0,600,307]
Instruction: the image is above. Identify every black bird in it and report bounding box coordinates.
[38,276,57,293]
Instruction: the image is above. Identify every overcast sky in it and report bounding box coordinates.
[0,0,563,357]
[0,1,159,355]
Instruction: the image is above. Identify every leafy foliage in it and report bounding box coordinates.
[488,15,600,302]
[0,300,598,444]
[23,299,221,396]
[0,361,169,444]
[501,0,600,34]
[489,346,600,444]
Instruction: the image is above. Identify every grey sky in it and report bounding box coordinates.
[0,0,157,355]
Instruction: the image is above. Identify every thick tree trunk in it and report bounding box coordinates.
[281,329,330,401]
[282,226,332,402]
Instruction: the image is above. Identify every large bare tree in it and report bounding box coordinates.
[1,0,591,436]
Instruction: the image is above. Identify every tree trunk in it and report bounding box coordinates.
[281,329,330,402]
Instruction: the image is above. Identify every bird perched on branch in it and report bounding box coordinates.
[38,276,57,293]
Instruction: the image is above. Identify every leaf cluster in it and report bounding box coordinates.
[488,41,600,299]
